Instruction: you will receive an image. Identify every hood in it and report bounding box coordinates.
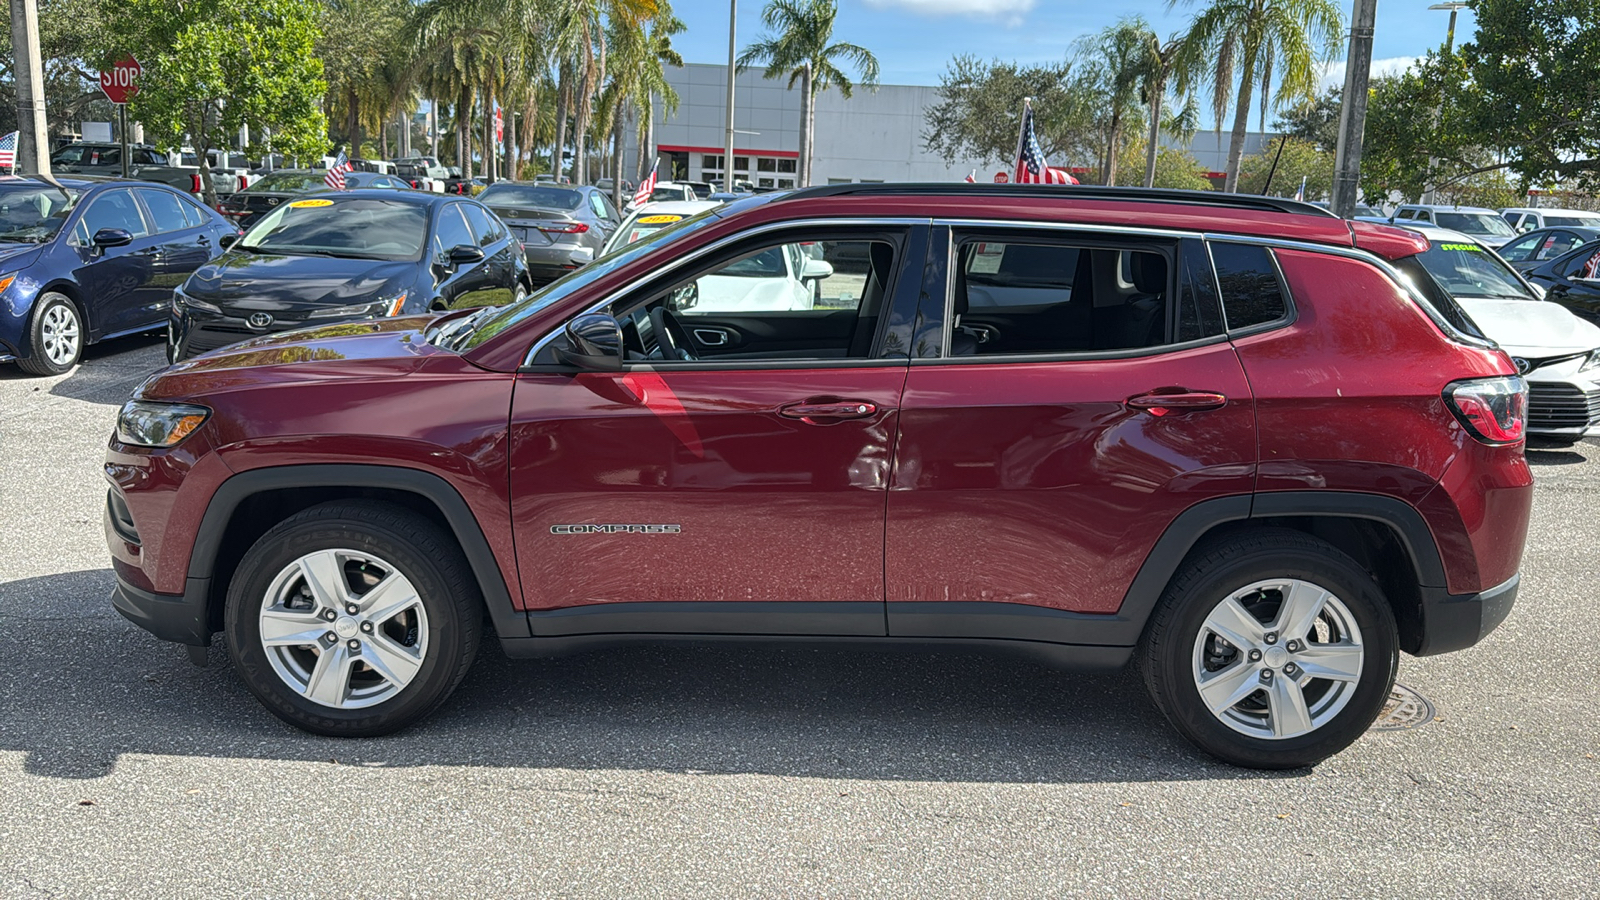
[143,315,445,394]
[1457,297,1600,355]
[184,252,415,313]
[0,243,43,270]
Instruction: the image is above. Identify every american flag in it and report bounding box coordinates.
[632,159,658,207]
[1294,175,1307,203]
[0,132,16,169]
[1014,101,1071,184]
[324,150,351,190]
[964,169,976,183]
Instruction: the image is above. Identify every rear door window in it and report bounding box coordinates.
[461,202,503,247]
[1209,243,1290,331]
[137,188,192,234]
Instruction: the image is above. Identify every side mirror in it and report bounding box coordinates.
[799,257,834,281]
[556,313,623,371]
[447,244,486,267]
[93,228,133,249]
[219,233,240,249]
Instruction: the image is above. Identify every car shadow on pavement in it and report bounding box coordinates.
[1524,443,1594,466]
[1,568,1294,785]
[44,333,167,405]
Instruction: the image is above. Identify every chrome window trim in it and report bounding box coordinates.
[522,216,930,366]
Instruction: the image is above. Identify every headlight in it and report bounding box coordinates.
[171,286,221,314]
[1581,351,1600,374]
[116,400,210,448]
[306,291,408,319]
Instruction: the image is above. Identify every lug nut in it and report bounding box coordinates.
[1284,663,1299,677]
[324,632,337,643]
[1248,649,1262,662]
[1286,639,1302,652]
[345,604,359,615]
[347,639,361,651]
[1264,632,1278,645]
[360,621,374,634]
[1260,669,1273,682]
[322,609,337,621]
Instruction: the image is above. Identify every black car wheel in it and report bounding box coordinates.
[1140,528,1398,769]
[224,501,482,736]
[17,293,84,376]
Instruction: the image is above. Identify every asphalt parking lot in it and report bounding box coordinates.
[2,334,1597,898]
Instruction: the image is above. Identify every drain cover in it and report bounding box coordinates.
[1371,683,1437,731]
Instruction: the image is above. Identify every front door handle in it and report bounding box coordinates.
[1127,390,1228,415]
[778,399,878,422]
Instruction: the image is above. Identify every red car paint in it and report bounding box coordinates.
[107,186,1531,667]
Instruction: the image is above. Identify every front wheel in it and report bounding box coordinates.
[17,294,83,376]
[1139,529,1398,769]
[224,502,482,736]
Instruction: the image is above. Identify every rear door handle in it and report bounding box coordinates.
[779,399,878,422]
[1127,391,1228,415]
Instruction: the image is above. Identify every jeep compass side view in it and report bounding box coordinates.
[106,185,1532,769]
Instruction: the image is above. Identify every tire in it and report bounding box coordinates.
[224,501,482,737]
[1139,528,1398,769]
[17,293,83,376]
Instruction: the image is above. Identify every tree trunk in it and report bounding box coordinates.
[518,94,538,178]
[504,103,515,180]
[345,88,361,154]
[1104,111,1121,186]
[482,88,495,182]
[1144,83,1164,188]
[640,95,654,181]
[553,71,569,179]
[457,90,470,178]
[613,101,626,208]
[1224,49,1257,193]
[799,62,813,187]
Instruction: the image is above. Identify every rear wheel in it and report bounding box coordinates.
[1140,529,1398,769]
[224,502,481,736]
[17,294,83,376]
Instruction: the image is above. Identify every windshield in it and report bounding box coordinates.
[248,171,328,194]
[477,184,582,211]
[457,210,721,352]
[0,183,81,242]
[1415,239,1535,300]
[1543,215,1600,227]
[238,196,428,260]
[1434,212,1516,237]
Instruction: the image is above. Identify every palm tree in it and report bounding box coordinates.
[602,11,684,205]
[737,0,878,188]
[1135,28,1189,188]
[1092,19,1154,187]
[1170,0,1342,192]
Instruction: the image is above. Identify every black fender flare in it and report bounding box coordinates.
[187,464,529,638]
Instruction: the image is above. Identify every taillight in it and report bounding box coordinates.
[537,222,589,234]
[191,173,203,193]
[1444,376,1527,445]
[410,180,420,188]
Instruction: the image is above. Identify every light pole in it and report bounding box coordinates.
[1420,2,1467,204]
[723,0,737,192]
[1330,0,1377,218]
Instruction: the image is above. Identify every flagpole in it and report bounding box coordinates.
[1013,97,1031,183]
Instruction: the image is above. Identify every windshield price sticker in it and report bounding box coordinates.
[637,215,682,224]
[288,199,335,209]
[969,242,1007,274]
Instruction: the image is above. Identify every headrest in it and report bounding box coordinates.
[1131,253,1167,294]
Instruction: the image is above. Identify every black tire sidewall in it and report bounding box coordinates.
[224,509,477,737]
[1145,540,1399,769]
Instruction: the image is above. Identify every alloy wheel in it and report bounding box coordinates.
[40,303,81,367]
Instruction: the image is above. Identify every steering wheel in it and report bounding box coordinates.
[650,307,697,361]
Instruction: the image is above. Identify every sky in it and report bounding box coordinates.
[672,0,1471,120]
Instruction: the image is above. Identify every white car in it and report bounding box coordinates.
[1396,222,1600,444]
[1501,207,1600,233]
[601,200,724,255]
[623,181,700,213]
[1390,204,1518,248]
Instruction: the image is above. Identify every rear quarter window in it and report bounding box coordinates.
[1209,243,1289,331]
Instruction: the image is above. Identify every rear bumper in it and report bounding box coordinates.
[112,572,212,647]
[1412,572,1519,656]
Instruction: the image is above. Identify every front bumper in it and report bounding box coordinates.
[1412,572,1519,656]
[112,571,213,647]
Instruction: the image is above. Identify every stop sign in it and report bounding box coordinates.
[100,56,141,105]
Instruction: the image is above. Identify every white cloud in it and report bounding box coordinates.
[1319,56,1420,91]
[865,0,1038,23]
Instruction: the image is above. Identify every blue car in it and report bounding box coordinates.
[0,175,235,375]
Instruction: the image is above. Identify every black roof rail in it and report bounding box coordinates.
[776,182,1341,218]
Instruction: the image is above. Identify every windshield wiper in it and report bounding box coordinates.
[283,248,389,260]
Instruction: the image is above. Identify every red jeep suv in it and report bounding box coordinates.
[106,186,1532,768]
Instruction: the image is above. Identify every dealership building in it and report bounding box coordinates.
[623,62,1271,189]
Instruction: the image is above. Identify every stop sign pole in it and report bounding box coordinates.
[100,56,142,177]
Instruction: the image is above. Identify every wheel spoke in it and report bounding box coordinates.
[362,633,423,688]
[1265,675,1314,738]
[1197,660,1262,715]
[297,550,348,609]
[1295,643,1364,682]
[259,607,328,647]
[357,571,419,623]
[1203,597,1266,648]
[1276,580,1331,642]
[303,644,354,706]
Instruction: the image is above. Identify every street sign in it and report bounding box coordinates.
[100,56,141,105]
